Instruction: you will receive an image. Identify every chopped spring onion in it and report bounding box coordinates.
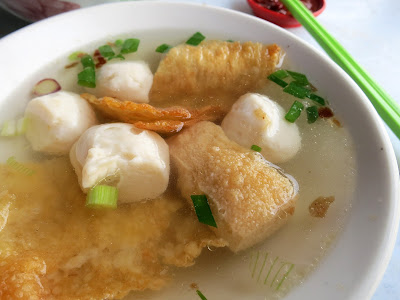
[109,54,125,61]
[155,43,172,53]
[98,45,115,58]
[226,39,234,43]
[16,117,29,135]
[267,74,288,88]
[68,51,86,61]
[120,38,140,54]
[251,144,262,152]
[32,78,61,96]
[114,39,124,47]
[307,93,326,106]
[80,54,95,69]
[196,290,208,300]
[6,156,35,176]
[287,70,309,86]
[285,100,304,123]
[306,106,319,124]
[1,120,16,136]
[272,69,289,79]
[283,81,311,99]
[186,32,205,46]
[78,67,96,88]
[191,195,217,228]
[86,185,118,209]
[1,117,28,137]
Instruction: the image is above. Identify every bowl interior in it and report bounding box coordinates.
[0,2,398,299]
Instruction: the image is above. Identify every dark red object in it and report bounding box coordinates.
[1,0,80,22]
[318,106,334,118]
[247,0,326,28]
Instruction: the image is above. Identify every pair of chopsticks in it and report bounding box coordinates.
[280,0,400,139]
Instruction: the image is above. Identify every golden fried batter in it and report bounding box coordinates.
[150,40,282,101]
[81,93,192,122]
[0,159,226,299]
[168,122,297,252]
[82,93,226,134]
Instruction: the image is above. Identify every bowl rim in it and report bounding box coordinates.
[0,1,398,299]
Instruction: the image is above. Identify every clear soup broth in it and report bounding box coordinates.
[0,29,356,299]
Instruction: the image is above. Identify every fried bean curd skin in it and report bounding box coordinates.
[0,158,225,299]
[82,93,226,134]
[168,121,298,252]
[150,40,282,101]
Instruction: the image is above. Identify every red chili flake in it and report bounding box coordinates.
[93,49,101,57]
[64,61,79,69]
[93,49,107,69]
[95,57,107,69]
[318,107,334,118]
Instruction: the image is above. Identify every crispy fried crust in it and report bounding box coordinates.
[150,40,282,100]
[82,93,226,134]
[0,159,226,299]
[168,122,298,252]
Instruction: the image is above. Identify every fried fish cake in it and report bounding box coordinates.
[150,41,282,101]
[82,93,226,135]
[0,158,226,299]
[168,121,298,252]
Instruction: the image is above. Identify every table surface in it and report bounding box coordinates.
[0,0,399,299]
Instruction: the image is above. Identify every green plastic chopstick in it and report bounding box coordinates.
[280,0,400,139]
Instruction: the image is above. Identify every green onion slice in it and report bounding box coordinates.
[267,74,288,88]
[68,51,86,61]
[285,100,304,123]
[251,144,262,152]
[109,54,125,61]
[6,156,35,176]
[307,93,326,106]
[155,43,172,53]
[78,67,96,88]
[191,195,217,228]
[114,39,124,47]
[98,45,115,58]
[287,70,309,86]
[16,117,29,135]
[186,32,205,46]
[196,290,208,300]
[283,81,311,99]
[272,69,289,79]
[1,117,29,137]
[120,38,140,54]
[306,106,319,123]
[226,39,235,43]
[80,54,95,68]
[86,185,118,209]
[1,120,16,137]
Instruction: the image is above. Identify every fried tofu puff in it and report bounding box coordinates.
[221,93,301,163]
[168,121,298,252]
[70,123,169,203]
[92,61,153,103]
[25,91,97,155]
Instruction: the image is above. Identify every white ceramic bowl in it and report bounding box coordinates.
[0,2,398,299]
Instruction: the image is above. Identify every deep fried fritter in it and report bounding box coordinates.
[82,93,226,134]
[81,93,192,122]
[168,122,298,252]
[0,159,226,299]
[150,40,282,101]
